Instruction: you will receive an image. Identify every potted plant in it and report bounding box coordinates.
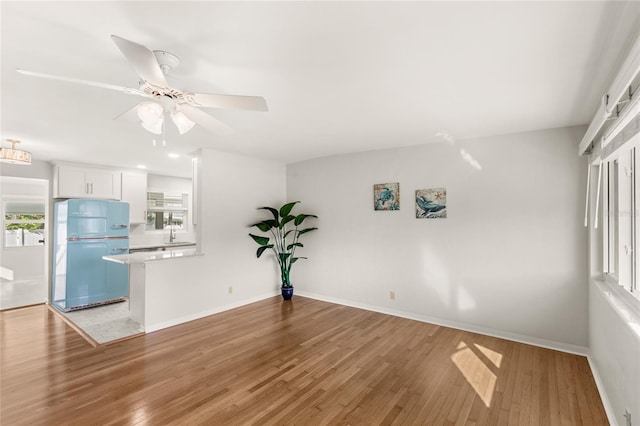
[249,201,318,300]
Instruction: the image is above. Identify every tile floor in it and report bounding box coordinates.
[0,278,46,310]
[63,301,143,344]
[2,278,142,345]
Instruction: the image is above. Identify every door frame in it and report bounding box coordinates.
[0,176,50,307]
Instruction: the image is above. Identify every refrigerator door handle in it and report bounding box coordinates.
[111,247,129,253]
[111,224,128,229]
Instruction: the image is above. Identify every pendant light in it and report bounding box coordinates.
[0,139,32,165]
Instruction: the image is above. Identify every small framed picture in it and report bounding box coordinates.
[416,188,447,219]
[374,183,400,211]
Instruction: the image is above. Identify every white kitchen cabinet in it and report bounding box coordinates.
[121,172,148,224]
[54,164,122,200]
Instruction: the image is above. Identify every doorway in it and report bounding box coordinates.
[0,177,48,309]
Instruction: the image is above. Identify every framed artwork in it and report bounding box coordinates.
[415,188,447,219]
[374,183,399,210]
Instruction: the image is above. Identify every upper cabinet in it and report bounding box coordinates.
[121,172,148,224]
[53,164,122,200]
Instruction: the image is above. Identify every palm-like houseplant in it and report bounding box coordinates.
[249,201,318,299]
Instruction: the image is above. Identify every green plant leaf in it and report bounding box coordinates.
[291,257,307,264]
[298,227,318,235]
[294,214,318,226]
[279,201,299,218]
[284,229,296,239]
[279,215,296,229]
[287,242,303,250]
[265,219,279,228]
[257,206,279,222]
[249,234,270,245]
[250,220,274,232]
[256,245,273,258]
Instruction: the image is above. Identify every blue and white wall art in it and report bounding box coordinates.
[415,188,447,219]
[373,183,400,210]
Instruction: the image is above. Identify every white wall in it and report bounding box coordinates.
[146,173,192,194]
[589,281,640,426]
[198,148,287,298]
[141,148,286,330]
[287,126,588,348]
[0,160,52,180]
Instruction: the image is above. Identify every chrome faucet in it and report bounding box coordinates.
[168,212,176,243]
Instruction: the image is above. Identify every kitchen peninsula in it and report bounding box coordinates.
[103,247,202,332]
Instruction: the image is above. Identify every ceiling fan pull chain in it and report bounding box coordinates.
[162,113,167,147]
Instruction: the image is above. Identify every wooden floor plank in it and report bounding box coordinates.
[0,296,608,425]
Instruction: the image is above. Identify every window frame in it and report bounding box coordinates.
[145,191,190,232]
[2,198,47,248]
[602,147,640,302]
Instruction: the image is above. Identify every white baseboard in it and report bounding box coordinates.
[295,290,589,356]
[145,291,279,333]
[587,355,617,426]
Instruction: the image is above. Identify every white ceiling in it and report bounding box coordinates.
[2,1,639,178]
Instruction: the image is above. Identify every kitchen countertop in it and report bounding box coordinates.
[129,241,196,251]
[103,247,202,264]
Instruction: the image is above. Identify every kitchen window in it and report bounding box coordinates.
[146,191,189,231]
[3,200,46,247]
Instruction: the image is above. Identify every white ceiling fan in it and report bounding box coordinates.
[16,35,268,136]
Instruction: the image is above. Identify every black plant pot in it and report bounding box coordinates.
[281,286,294,300]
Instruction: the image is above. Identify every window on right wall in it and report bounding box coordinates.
[603,147,639,301]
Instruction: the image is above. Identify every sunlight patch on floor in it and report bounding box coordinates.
[474,343,503,368]
[451,341,498,407]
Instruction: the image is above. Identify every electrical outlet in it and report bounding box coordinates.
[624,409,631,426]
[228,286,233,295]
[390,291,396,300]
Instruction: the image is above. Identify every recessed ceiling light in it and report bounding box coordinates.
[168,153,179,159]
[136,164,147,169]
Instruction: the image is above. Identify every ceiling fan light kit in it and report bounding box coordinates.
[170,110,195,134]
[16,34,268,138]
[137,101,164,134]
[136,100,195,137]
[1,139,32,165]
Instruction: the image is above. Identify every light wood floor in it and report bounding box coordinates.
[1,296,607,425]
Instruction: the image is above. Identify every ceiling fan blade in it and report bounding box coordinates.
[185,92,268,112]
[180,105,233,135]
[16,69,148,97]
[113,104,141,122]
[111,35,168,89]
